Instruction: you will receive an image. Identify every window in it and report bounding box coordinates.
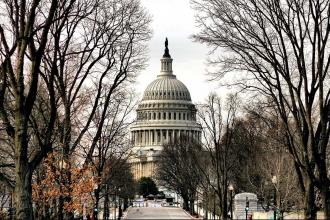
[163,112,166,120]
[153,112,156,120]
[183,113,186,120]
[169,112,171,120]
[178,113,181,120]
[158,112,161,119]
[174,112,176,120]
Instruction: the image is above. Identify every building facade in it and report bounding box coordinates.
[130,39,202,180]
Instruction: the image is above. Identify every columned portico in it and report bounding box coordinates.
[130,38,202,180]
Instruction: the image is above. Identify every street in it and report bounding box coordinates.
[124,206,193,219]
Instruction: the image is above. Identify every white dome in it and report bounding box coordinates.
[142,75,191,101]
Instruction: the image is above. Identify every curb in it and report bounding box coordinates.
[182,208,203,219]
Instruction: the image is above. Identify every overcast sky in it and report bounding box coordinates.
[135,0,226,103]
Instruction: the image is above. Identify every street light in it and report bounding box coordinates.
[228,184,234,220]
[118,188,122,220]
[103,184,109,220]
[245,197,249,220]
[272,175,277,220]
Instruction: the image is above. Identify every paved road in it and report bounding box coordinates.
[124,207,193,219]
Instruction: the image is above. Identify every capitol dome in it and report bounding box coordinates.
[142,76,191,101]
[130,38,202,180]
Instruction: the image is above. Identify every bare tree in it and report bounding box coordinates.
[156,137,202,214]
[0,0,151,218]
[196,93,239,220]
[44,1,151,216]
[87,90,136,220]
[0,1,65,218]
[233,107,304,215]
[192,0,330,218]
[101,156,135,220]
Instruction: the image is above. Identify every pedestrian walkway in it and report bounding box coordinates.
[124,207,193,219]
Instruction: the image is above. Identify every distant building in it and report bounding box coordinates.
[130,38,202,180]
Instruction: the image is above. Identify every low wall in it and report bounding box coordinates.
[252,211,325,219]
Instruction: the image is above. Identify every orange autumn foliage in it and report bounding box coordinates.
[32,153,99,213]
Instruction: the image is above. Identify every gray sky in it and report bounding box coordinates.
[135,0,225,103]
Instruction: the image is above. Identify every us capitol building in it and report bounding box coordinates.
[130,39,202,180]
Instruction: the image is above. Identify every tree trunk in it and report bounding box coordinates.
[203,191,208,220]
[183,197,189,211]
[304,180,316,220]
[124,198,128,211]
[103,192,109,220]
[58,195,64,220]
[189,199,195,214]
[223,188,228,220]
[321,184,330,220]
[93,188,100,220]
[14,161,33,220]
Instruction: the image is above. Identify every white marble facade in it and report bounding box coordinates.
[130,39,202,180]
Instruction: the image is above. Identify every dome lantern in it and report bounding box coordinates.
[159,37,173,76]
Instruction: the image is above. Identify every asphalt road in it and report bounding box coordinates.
[124,207,193,219]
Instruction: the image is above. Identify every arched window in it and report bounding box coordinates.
[169,112,171,120]
[174,112,176,120]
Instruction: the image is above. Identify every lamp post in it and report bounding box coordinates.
[245,197,249,220]
[118,188,122,220]
[228,184,234,220]
[113,194,116,220]
[103,184,109,220]
[272,175,277,220]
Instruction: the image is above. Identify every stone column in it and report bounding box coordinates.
[145,130,147,145]
[136,131,138,145]
[156,130,159,143]
[166,129,169,143]
[139,131,142,145]
[153,130,155,144]
[131,131,134,145]
[143,130,146,145]
[160,129,163,143]
[136,131,139,145]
